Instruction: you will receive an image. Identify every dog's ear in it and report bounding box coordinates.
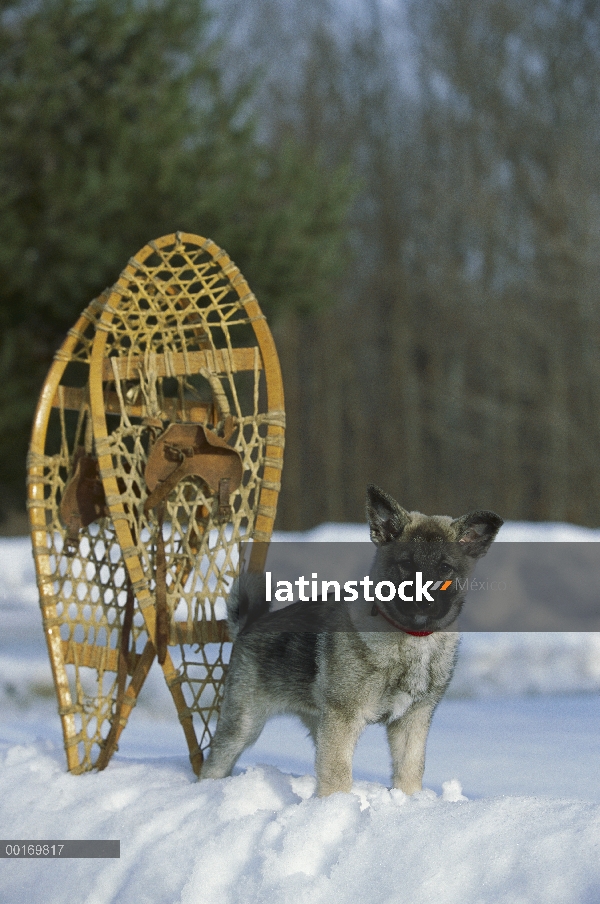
[366,485,411,545]
[452,511,503,557]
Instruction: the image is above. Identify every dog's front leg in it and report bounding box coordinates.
[387,702,435,795]
[315,712,363,796]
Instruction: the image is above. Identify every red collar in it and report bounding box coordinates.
[372,604,434,636]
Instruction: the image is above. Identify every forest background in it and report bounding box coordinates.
[1,0,599,531]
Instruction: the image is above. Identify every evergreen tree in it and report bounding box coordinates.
[0,0,354,500]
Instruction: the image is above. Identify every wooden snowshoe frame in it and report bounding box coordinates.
[27,232,285,775]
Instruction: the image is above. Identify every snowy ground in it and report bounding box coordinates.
[1,523,600,903]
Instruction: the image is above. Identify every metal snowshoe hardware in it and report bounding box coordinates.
[143,423,243,520]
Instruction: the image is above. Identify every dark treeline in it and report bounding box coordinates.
[0,0,352,519]
[223,0,600,528]
[2,0,600,529]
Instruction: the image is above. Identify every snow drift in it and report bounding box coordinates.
[1,522,599,903]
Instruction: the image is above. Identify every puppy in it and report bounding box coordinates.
[201,485,503,796]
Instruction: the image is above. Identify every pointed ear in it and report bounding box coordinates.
[366,485,411,545]
[452,511,503,557]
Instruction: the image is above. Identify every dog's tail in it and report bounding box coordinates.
[226,572,270,642]
[225,577,243,642]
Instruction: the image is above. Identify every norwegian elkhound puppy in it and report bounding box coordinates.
[201,485,503,796]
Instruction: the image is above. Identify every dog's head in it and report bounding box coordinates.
[366,485,503,633]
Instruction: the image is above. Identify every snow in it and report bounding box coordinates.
[1,522,600,903]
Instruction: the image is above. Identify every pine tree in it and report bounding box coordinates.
[0,0,354,500]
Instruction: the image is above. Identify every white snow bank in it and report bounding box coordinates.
[452,631,600,697]
[0,746,599,904]
[2,526,600,903]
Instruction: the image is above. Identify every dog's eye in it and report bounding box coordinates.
[439,562,452,573]
[396,559,411,570]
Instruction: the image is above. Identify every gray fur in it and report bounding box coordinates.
[201,485,503,796]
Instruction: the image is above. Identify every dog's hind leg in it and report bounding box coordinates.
[200,703,268,780]
[387,702,435,795]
